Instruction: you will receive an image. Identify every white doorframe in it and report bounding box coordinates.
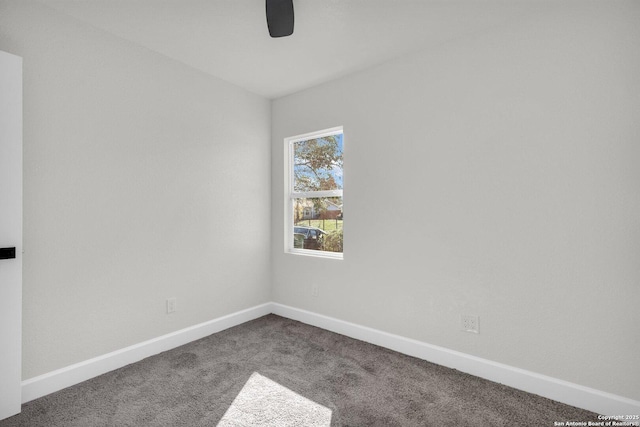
[0,49,23,421]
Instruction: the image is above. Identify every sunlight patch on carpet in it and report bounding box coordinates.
[217,372,332,426]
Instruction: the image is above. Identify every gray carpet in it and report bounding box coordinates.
[0,314,598,426]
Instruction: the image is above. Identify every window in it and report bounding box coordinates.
[285,127,343,259]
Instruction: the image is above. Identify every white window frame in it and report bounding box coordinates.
[284,126,343,260]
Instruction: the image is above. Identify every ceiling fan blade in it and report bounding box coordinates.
[266,0,294,38]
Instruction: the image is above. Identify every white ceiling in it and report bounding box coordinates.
[40,0,550,99]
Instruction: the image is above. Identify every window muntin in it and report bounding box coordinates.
[285,127,343,258]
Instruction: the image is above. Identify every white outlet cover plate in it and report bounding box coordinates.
[461,315,479,333]
[167,298,176,314]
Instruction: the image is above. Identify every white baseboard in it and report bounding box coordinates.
[21,301,639,418]
[21,303,273,404]
[271,303,640,416]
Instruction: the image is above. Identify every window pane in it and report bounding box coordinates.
[292,197,343,253]
[293,134,343,192]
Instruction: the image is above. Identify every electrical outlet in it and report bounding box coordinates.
[311,285,319,297]
[167,298,176,314]
[461,314,479,333]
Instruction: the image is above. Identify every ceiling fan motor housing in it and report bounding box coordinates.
[266,0,294,37]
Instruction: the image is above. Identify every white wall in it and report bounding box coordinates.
[1,0,638,405]
[272,1,640,401]
[0,1,271,379]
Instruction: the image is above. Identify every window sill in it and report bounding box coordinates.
[286,248,343,260]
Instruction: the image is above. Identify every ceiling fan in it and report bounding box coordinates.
[266,0,294,38]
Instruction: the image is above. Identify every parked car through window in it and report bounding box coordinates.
[293,226,327,250]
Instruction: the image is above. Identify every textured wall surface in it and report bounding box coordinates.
[0,1,271,379]
[272,1,640,400]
